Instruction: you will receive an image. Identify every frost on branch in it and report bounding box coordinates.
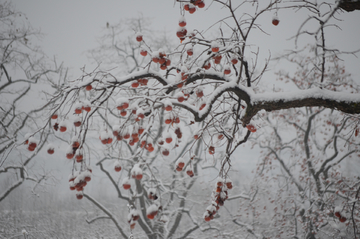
[31,0,360,237]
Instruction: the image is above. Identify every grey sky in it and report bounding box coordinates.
[14,1,360,83]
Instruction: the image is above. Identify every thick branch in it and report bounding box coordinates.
[339,0,360,12]
[243,88,360,125]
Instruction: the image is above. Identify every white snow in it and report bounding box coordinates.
[146,204,158,214]
[113,160,121,168]
[59,121,67,127]
[28,136,38,144]
[131,164,142,176]
[116,97,129,106]
[250,87,360,104]
[66,146,74,154]
[122,177,130,185]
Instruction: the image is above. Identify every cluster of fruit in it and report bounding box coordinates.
[193,129,227,156]
[151,50,171,70]
[118,164,143,189]
[65,137,83,162]
[174,157,194,177]
[175,1,205,42]
[51,100,92,134]
[24,136,38,152]
[334,207,347,223]
[136,32,172,71]
[184,0,205,14]
[127,208,140,229]
[68,168,92,200]
[203,177,233,221]
[125,186,161,226]
[116,97,146,121]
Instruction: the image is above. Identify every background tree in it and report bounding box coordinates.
[10,0,360,238]
[0,2,65,202]
[246,54,360,238]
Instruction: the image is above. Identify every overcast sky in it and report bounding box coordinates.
[14,0,360,82]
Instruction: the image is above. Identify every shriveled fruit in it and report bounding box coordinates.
[208,146,215,155]
[226,181,233,189]
[196,89,204,98]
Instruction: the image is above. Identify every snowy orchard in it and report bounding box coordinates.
[17,0,360,237]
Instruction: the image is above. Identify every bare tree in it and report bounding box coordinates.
[0,2,65,202]
[242,54,359,238]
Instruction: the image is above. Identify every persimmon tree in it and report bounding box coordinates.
[0,2,65,202]
[52,18,254,239]
[20,0,360,238]
[72,18,222,238]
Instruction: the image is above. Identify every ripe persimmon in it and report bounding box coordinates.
[339,217,347,222]
[136,34,143,42]
[140,49,147,56]
[272,16,279,26]
[246,124,257,132]
[85,84,92,91]
[132,82,139,88]
[224,67,231,75]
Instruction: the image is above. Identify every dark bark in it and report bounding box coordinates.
[339,0,360,12]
